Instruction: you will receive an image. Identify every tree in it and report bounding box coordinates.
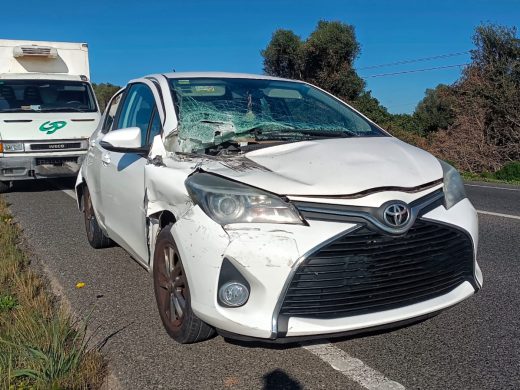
[468,24,520,163]
[429,24,520,172]
[92,83,121,112]
[349,91,391,125]
[261,30,302,79]
[262,20,365,100]
[414,84,455,133]
[302,21,365,100]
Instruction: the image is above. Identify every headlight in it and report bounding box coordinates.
[439,160,466,209]
[185,173,304,225]
[1,142,24,153]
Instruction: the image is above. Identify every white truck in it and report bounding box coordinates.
[0,39,101,192]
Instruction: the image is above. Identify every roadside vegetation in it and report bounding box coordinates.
[92,83,120,112]
[0,197,105,389]
[262,22,520,182]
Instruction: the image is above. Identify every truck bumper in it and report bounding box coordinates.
[0,154,85,181]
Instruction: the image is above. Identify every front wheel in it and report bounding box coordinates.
[83,185,112,249]
[153,224,215,344]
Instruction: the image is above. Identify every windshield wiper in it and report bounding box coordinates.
[0,108,39,112]
[40,107,87,112]
[254,131,315,141]
[297,129,357,138]
[255,129,356,141]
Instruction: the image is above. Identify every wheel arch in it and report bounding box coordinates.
[147,208,178,271]
[75,179,86,211]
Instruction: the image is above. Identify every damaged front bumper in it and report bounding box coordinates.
[169,198,482,341]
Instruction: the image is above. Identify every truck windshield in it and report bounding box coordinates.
[169,77,386,151]
[0,80,97,113]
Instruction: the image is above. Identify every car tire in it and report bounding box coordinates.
[83,185,112,249]
[0,181,10,194]
[153,224,215,344]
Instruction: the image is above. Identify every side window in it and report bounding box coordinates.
[115,84,156,146]
[101,91,124,134]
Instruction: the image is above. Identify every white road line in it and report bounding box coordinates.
[50,183,76,200]
[465,183,520,192]
[477,210,520,220]
[63,189,76,199]
[59,188,76,199]
[302,341,405,390]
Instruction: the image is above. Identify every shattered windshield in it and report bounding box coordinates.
[169,77,385,152]
[0,80,97,113]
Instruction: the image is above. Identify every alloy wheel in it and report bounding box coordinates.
[156,244,187,327]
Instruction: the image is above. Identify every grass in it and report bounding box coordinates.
[460,161,520,186]
[461,171,520,186]
[0,197,106,389]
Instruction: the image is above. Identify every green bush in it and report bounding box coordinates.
[494,161,520,181]
[0,295,18,312]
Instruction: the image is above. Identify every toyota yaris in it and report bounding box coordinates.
[76,72,482,343]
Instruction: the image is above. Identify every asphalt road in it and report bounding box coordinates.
[4,179,520,389]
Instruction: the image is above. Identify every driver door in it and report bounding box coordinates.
[99,82,163,263]
[85,89,125,228]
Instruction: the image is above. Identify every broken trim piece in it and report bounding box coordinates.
[285,179,443,199]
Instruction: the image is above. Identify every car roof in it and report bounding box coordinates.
[148,71,304,83]
[0,73,84,81]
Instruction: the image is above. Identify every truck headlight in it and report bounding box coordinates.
[1,142,24,153]
[185,173,304,225]
[439,160,466,209]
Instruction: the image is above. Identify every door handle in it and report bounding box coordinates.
[101,153,111,166]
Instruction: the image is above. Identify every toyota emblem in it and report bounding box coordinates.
[383,203,411,227]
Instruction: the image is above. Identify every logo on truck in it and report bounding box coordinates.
[39,121,67,135]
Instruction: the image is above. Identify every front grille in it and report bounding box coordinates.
[35,157,78,166]
[29,142,83,151]
[280,220,474,319]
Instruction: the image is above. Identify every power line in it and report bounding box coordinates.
[362,63,470,78]
[356,51,471,70]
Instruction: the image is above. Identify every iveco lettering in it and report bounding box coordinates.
[76,72,482,344]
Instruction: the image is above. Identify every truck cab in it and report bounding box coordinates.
[0,39,100,192]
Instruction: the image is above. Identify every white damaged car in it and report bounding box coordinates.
[76,72,482,343]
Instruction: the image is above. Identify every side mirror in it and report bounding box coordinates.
[99,127,149,154]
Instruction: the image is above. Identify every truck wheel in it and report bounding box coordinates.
[0,181,10,194]
[153,224,215,344]
[83,186,112,249]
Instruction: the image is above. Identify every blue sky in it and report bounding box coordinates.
[2,0,519,113]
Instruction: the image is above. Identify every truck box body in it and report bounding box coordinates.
[0,39,100,190]
[0,39,91,78]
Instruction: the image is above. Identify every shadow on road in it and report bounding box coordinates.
[7,177,76,193]
[263,369,302,390]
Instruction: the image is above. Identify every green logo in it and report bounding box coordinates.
[39,121,67,135]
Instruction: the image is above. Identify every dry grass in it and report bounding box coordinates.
[0,197,106,389]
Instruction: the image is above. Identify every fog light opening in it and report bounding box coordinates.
[218,281,249,307]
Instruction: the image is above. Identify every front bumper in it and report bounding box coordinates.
[171,197,482,341]
[0,154,85,181]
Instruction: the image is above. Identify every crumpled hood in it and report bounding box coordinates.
[200,137,443,196]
